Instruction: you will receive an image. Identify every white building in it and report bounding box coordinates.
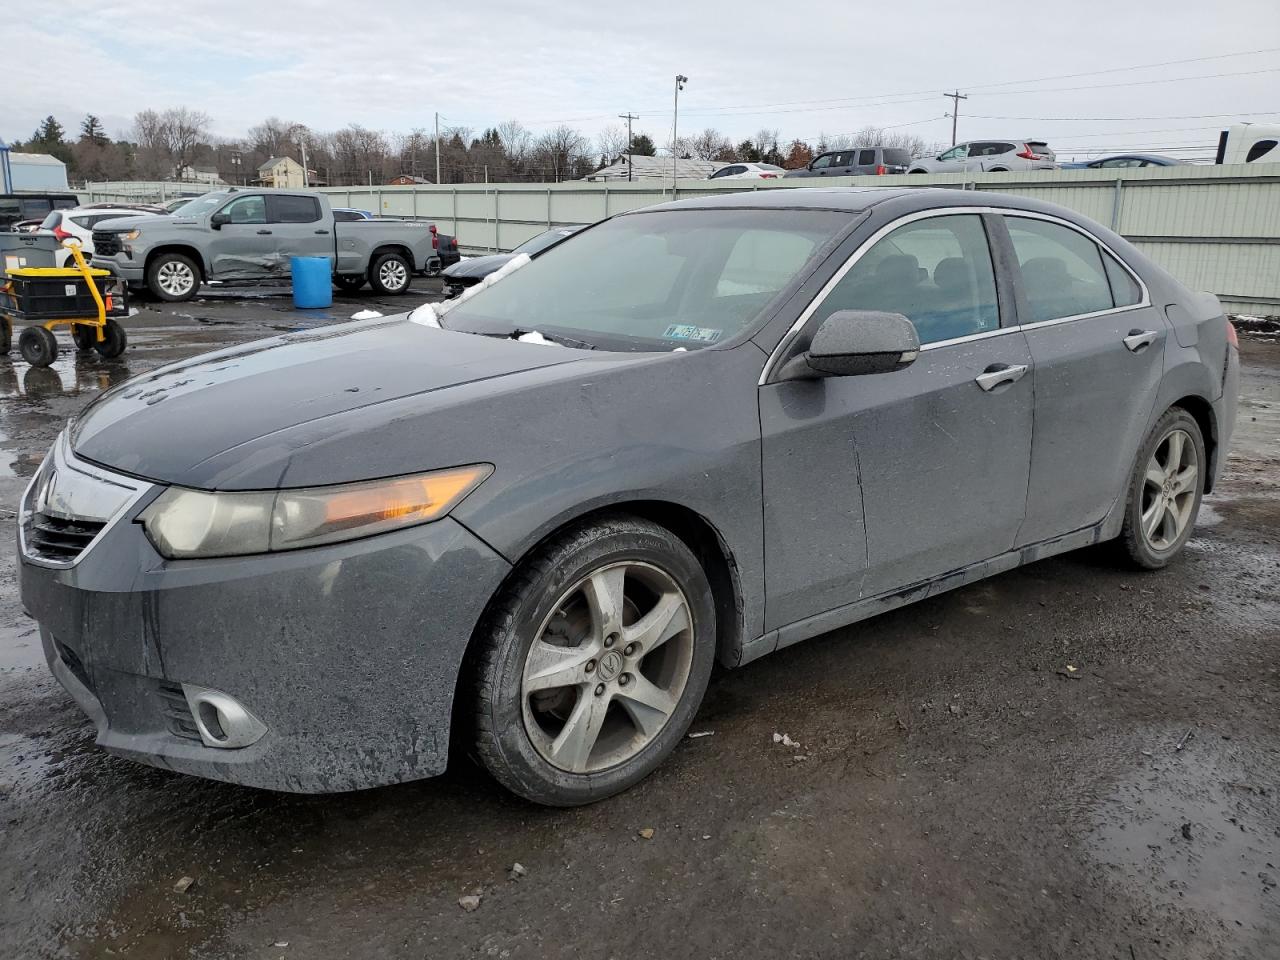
[4,152,69,191]
[583,155,724,182]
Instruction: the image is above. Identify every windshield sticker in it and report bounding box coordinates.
[663,324,722,344]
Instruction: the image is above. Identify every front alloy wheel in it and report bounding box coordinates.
[471,516,716,806]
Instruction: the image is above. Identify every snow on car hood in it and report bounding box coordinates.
[71,315,583,486]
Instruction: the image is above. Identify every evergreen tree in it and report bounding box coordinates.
[80,114,108,146]
[630,133,657,156]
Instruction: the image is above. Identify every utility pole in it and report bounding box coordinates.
[619,112,638,183]
[669,75,687,197]
[435,112,442,185]
[944,90,968,146]
[300,140,309,188]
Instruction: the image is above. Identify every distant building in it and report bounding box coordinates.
[387,174,433,185]
[177,165,226,185]
[583,155,723,182]
[3,151,69,191]
[256,156,318,189]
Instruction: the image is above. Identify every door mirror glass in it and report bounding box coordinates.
[781,310,920,380]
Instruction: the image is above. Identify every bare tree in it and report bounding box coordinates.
[851,125,930,157]
[684,128,732,161]
[532,125,588,182]
[496,120,532,163]
[596,124,628,164]
[131,107,211,179]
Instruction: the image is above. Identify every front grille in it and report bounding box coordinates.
[25,512,106,563]
[92,231,121,256]
[156,681,202,742]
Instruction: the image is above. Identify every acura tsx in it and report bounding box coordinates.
[18,187,1238,805]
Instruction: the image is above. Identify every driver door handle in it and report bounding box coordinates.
[314,229,330,235]
[256,229,273,235]
[1123,329,1158,353]
[974,363,1029,392]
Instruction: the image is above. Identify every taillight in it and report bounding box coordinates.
[1017,145,1043,160]
[759,173,777,179]
[1227,321,1238,348]
[876,164,887,175]
[430,224,439,250]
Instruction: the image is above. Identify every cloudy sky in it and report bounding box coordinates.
[6,0,1279,161]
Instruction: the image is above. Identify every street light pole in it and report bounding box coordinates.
[670,74,687,197]
[435,112,442,185]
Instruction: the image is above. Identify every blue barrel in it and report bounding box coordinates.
[290,256,332,309]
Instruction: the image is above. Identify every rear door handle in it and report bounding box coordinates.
[314,229,330,235]
[256,229,273,235]
[974,363,1029,392]
[1123,329,1158,353]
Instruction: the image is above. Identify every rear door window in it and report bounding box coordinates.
[269,195,322,223]
[1005,217,1114,322]
[814,213,1000,345]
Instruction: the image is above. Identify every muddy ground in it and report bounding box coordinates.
[0,287,1276,959]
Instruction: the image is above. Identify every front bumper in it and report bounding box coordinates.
[92,255,145,283]
[18,445,511,792]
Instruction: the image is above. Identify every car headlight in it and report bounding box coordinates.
[139,465,492,559]
[121,229,142,241]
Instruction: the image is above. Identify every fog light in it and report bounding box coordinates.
[181,684,267,749]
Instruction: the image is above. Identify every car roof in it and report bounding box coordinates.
[635,186,1098,223]
[1093,153,1181,163]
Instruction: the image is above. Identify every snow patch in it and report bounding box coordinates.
[408,302,442,327]
[515,330,559,346]
[350,309,384,320]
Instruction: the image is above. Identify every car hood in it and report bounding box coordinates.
[71,316,585,487]
[443,254,515,280]
[93,213,177,232]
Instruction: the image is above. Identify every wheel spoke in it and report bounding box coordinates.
[523,640,593,693]
[614,674,677,737]
[1172,465,1198,494]
[623,591,689,655]
[1144,465,1165,489]
[1142,499,1164,541]
[1165,431,1184,471]
[584,567,626,640]
[548,690,610,773]
[1160,503,1179,544]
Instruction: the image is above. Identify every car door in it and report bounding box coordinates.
[267,194,333,270]
[995,213,1168,546]
[810,154,836,176]
[853,149,878,175]
[934,144,969,172]
[759,211,1033,629]
[207,194,276,280]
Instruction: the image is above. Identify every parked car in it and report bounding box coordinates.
[161,197,203,213]
[1,193,78,231]
[1060,154,1185,170]
[433,231,460,273]
[441,225,584,296]
[785,147,911,178]
[39,206,170,266]
[19,187,1237,806]
[89,188,439,300]
[708,163,788,180]
[908,140,1057,173]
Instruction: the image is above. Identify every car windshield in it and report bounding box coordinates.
[514,227,581,256]
[170,193,231,216]
[443,208,850,351]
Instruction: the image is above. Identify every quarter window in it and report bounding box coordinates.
[1103,251,1142,307]
[1005,217,1114,322]
[815,214,1000,345]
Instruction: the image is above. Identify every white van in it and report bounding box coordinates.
[1216,124,1280,164]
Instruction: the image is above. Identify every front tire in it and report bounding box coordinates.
[147,253,200,302]
[471,516,716,806]
[334,274,366,292]
[369,251,412,295]
[1118,407,1205,569]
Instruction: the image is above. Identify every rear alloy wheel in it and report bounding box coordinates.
[1118,408,1205,568]
[472,516,716,806]
[147,253,200,302]
[369,252,412,295]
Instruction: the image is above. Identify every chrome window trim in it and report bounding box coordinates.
[18,430,154,570]
[759,205,1151,384]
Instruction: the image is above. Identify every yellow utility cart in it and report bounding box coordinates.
[0,240,128,368]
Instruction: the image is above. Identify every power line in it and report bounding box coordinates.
[964,110,1280,122]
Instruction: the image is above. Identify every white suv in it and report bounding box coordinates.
[908,139,1057,174]
[39,206,165,266]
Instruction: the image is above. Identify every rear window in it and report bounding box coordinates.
[21,199,53,220]
[883,149,911,165]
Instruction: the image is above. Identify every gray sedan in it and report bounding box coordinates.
[18,188,1237,806]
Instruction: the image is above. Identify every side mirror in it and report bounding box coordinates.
[777,310,920,380]
[210,212,230,229]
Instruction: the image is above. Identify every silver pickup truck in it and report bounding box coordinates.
[90,188,439,301]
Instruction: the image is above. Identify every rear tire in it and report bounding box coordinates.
[1117,407,1205,569]
[368,251,412,295]
[0,318,10,354]
[72,324,97,351]
[471,516,716,806]
[94,319,127,359]
[147,252,200,302]
[18,326,58,368]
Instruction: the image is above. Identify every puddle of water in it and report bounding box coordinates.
[1087,739,1279,944]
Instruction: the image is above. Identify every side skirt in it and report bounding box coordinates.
[739,510,1124,667]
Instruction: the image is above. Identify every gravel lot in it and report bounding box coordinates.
[1,287,1276,959]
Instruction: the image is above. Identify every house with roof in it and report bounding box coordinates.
[256,156,316,188]
[583,154,725,182]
